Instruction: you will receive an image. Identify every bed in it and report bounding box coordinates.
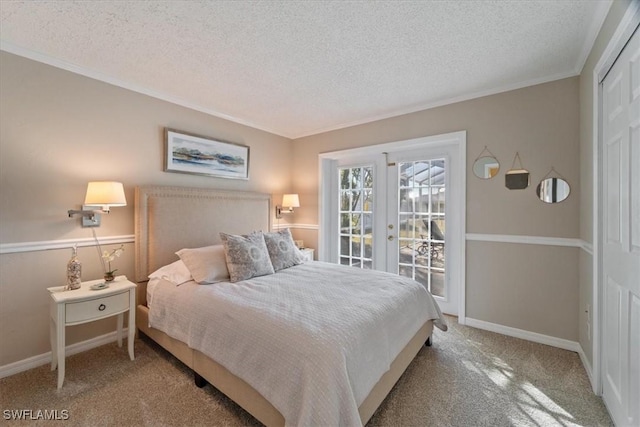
[134,185,445,426]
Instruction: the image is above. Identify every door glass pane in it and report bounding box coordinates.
[415,188,430,213]
[352,238,361,257]
[340,235,350,256]
[340,192,350,211]
[363,190,373,212]
[398,214,413,239]
[338,166,374,269]
[351,191,362,211]
[397,159,446,296]
[363,236,373,258]
[340,169,350,189]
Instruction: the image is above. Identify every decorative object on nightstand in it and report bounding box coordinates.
[48,276,136,389]
[299,248,314,262]
[101,244,125,282]
[66,244,81,290]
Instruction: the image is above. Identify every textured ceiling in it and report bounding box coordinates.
[0,1,611,139]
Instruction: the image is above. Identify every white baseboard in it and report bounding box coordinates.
[465,317,581,352]
[0,328,129,379]
[577,345,596,393]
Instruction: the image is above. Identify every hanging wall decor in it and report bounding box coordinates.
[505,152,530,190]
[472,146,500,179]
[536,166,571,203]
[164,128,250,180]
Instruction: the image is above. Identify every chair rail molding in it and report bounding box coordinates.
[466,233,589,251]
[0,235,135,255]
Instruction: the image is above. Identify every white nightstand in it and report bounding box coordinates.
[47,276,136,389]
[299,248,314,262]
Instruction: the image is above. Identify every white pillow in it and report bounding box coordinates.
[176,244,230,284]
[148,260,192,286]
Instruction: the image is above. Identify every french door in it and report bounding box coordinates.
[387,156,446,295]
[327,133,465,316]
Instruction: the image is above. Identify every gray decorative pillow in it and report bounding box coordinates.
[263,228,304,271]
[220,231,275,282]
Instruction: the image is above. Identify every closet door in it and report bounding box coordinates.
[601,26,640,427]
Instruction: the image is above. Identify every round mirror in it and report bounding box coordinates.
[473,156,500,179]
[536,177,570,203]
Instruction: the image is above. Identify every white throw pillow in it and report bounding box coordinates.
[148,260,192,286]
[176,244,230,284]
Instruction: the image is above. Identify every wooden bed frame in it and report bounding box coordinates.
[134,185,433,426]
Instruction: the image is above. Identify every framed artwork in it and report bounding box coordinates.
[164,128,250,180]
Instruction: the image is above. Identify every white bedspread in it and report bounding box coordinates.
[149,261,446,426]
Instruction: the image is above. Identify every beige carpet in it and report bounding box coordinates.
[1,316,612,426]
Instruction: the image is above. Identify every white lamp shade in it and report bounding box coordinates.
[84,181,127,207]
[282,194,300,208]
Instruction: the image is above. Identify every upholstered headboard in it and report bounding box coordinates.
[135,186,271,284]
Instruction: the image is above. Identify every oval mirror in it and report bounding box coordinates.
[536,177,570,203]
[473,156,500,179]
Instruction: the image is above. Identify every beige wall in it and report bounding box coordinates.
[291,77,581,341]
[0,52,292,366]
[577,0,632,368]
[2,1,631,368]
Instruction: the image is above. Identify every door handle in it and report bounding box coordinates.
[388,235,394,241]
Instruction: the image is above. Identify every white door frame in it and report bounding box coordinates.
[318,131,466,322]
[592,3,640,395]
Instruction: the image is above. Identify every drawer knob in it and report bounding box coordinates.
[98,304,106,311]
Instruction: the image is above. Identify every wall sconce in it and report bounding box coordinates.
[67,181,127,227]
[275,193,300,219]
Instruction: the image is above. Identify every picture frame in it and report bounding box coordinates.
[164,128,250,180]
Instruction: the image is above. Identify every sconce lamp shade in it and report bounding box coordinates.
[282,193,300,208]
[275,193,300,219]
[84,181,127,210]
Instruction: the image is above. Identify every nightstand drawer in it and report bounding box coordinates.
[65,291,129,324]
